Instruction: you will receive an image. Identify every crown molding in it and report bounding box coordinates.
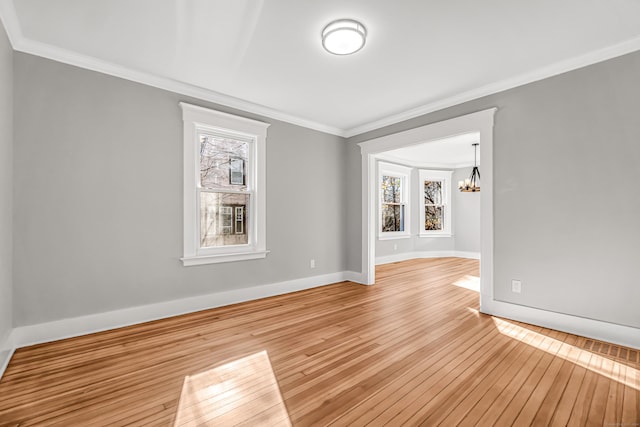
[15,38,347,137]
[344,35,640,138]
[0,0,19,46]
[3,0,640,141]
[0,0,346,137]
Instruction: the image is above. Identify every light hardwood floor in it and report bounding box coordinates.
[0,258,638,426]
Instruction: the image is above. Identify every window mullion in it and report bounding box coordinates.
[200,188,254,196]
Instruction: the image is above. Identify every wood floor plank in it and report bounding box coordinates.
[586,356,613,427]
[0,258,637,426]
[602,356,625,425]
[374,323,519,425]
[622,358,639,426]
[531,341,582,426]
[437,323,546,426]
[410,325,526,426]
[327,322,518,426]
[512,334,578,425]
[294,316,498,425]
[567,351,603,426]
[491,329,567,426]
[549,345,594,426]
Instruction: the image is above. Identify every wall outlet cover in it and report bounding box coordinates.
[511,280,522,293]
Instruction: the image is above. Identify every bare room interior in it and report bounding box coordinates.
[0,1,639,425]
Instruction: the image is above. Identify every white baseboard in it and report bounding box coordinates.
[5,263,636,384]
[344,270,368,285]
[0,328,15,379]
[10,271,355,349]
[453,251,481,260]
[375,250,480,265]
[0,348,15,380]
[481,297,640,350]
[373,253,639,349]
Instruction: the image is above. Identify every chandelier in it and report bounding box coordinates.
[459,143,480,192]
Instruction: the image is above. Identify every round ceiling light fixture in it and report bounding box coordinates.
[321,19,367,55]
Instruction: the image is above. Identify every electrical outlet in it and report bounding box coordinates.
[511,280,522,293]
[393,244,398,251]
[310,259,315,269]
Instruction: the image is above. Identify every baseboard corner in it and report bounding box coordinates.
[482,298,640,350]
[0,331,16,380]
[344,271,367,284]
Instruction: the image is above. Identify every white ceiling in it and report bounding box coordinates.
[377,133,480,169]
[2,0,640,137]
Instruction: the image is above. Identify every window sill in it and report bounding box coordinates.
[181,250,270,266]
[378,234,412,241]
[418,233,452,238]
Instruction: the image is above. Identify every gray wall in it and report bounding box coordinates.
[345,141,362,272]
[13,53,347,326]
[0,20,13,358]
[452,167,480,254]
[349,50,640,329]
[7,35,640,333]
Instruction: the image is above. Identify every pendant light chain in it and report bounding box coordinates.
[459,143,480,192]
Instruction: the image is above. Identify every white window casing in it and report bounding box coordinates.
[378,162,411,240]
[180,102,270,266]
[419,169,452,237]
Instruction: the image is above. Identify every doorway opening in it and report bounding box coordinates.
[357,108,496,311]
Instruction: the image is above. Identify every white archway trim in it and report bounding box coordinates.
[358,108,497,313]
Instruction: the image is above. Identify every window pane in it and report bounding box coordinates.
[424,180,442,205]
[200,134,248,190]
[235,206,244,234]
[200,192,249,247]
[382,204,404,232]
[382,176,402,203]
[425,206,443,231]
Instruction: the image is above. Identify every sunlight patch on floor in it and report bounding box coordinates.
[452,275,480,292]
[173,350,291,426]
[465,307,481,317]
[493,317,639,391]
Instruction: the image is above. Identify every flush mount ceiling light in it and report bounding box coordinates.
[322,19,367,55]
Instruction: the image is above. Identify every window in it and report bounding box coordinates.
[199,135,249,246]
[419,169,452,237]
[180,103,269,266]
[381,175,404,232]
[235,207,244,234]
[378,162,411,239]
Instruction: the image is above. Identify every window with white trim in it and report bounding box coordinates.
[378,162,411,239]
[180,103,269,266]
[419,169,452,237]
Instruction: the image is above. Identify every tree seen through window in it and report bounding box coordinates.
[381,175,404,232]
[424,180,444,231]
